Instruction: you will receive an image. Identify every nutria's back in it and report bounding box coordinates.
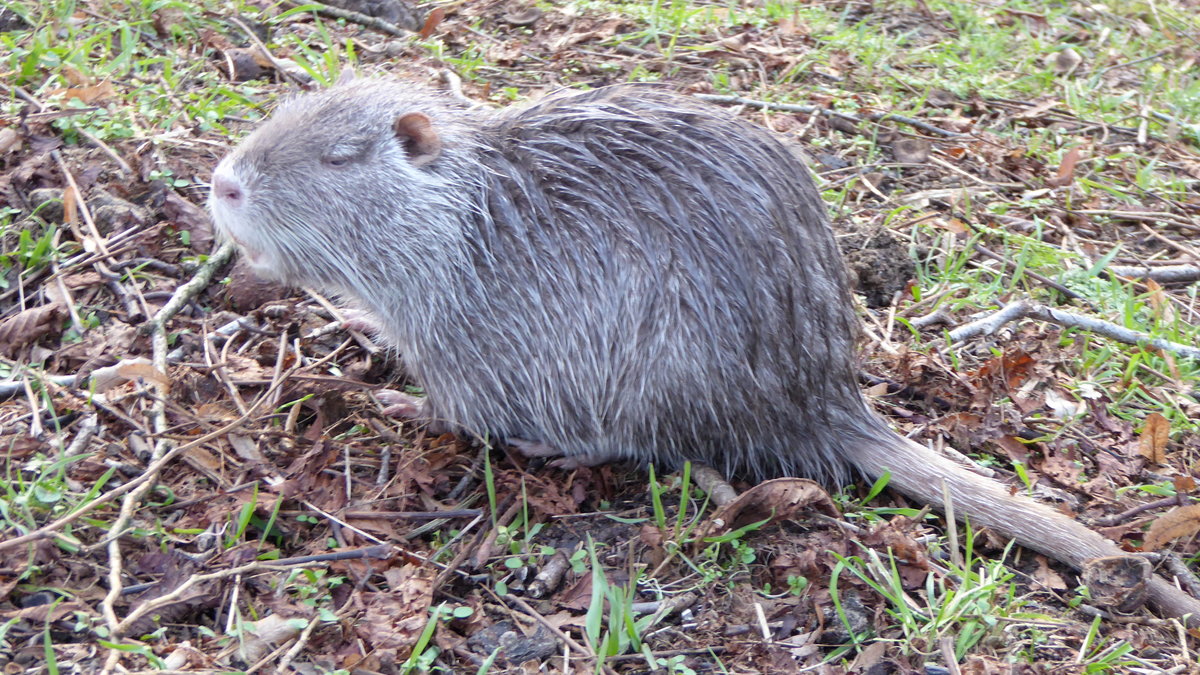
[458,86,885,480]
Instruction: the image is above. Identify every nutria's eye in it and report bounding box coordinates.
[322,138,371,167]
[322,153,356,168]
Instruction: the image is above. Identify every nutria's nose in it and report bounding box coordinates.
[212,172,243,205]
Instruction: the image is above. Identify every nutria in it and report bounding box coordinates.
[209,77,1199,624]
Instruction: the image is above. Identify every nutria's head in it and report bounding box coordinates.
[208,79,456,291]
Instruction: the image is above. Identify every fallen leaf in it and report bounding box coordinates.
[1045,389,1083,420]
[355,565,436,660]
[1174,476,1196,494]
[48,81,117,104]
[60,271,103,289]
[419,7,445,39]
[90,357,171,393]
[1032,555,1068,590]
[697,478,839,541]
[238,613,306,664]
[1047,146,1082,187]
[0,127,21,154]
[0,303,64,357]
[1143,504,1200,551]
[1139,412,1169,464]
[557,574,593,611]
[62,64,88,86]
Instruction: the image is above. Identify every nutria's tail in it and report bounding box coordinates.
[851,429,1200,626]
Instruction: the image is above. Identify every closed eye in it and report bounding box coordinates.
[322,137,372,167]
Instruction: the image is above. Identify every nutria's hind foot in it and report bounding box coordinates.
[508,439,618,469]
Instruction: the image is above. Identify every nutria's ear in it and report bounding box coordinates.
[394,112,442,167]
[335,66,356,86]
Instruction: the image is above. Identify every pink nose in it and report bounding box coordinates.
[212,173,244,204]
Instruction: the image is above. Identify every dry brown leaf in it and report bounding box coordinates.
[892,138,931,164]
[992,434,1032,465]
[222,353,274,381]
[237,613,306,664]
[1032,554,1068,590]
[557,574,593,611]
[63,184,78,227]
[117,359,170,386]
[0,127,21,154]
[62,64,87,86]
[161,190,214,252]
[227,433,265,462]
[48,81,117,104]
[848,641,888,671]
[0,302,64,357]
[698,478,839,541]
[183,445,224,472]
[355,564,435,659]
[541,610,588,631]
[1139,412,1169,464]
[151,6,186,37]
[864,381,889,396]
[639,522,664,548]
[60,271,104,289]
[1013,99,1059,120]
[90,357,170,393]
[1175,475,1197,494]
[419,6,445,39]
[939,217,969,234]
[1047,146,1082,187]
[1,600,91,623]
[1143,504,1200,551]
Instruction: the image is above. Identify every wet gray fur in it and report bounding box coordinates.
[216,79,885,483]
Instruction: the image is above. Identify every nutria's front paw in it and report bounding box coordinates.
[509,439,616,469]
[376,389,427,418]
[339,308,383,335]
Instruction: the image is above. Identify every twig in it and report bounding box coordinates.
[101,241,242,670]
[947,300,1200,360]
[282,0,417,34]
[225,17,309,87]
[114,556,326,637]
[273,615,321,673]
[1094,495,1191,526]
[1067,208,1200,234]
[143,241,236,333]
[973,244,1092,304]
[1107,264,1200,283]
[694,93,967,138]
[430,514,485,591]
[908,308,953,329]
[1159,552,1200,600]
[1098,49,1172,75]
[691,463,738,507]
[0,370,288,554]
[14,87,131,174]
